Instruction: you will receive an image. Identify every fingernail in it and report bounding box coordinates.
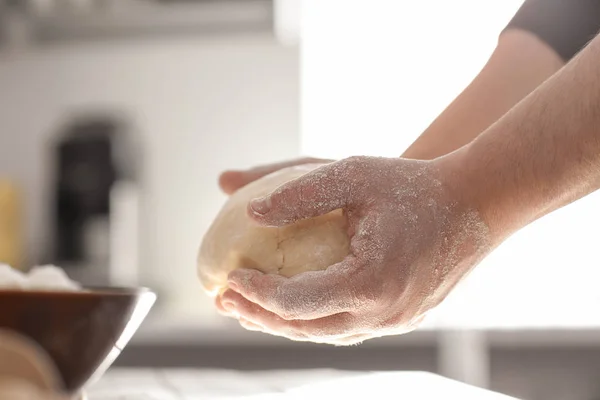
[222,301,235,311]
[250,196,271,215]
[240,318,263,332]
[228,281,240,292]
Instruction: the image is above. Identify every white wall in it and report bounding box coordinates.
[301,0,526,159]
[301,0,600,330]
[0,33,300,322]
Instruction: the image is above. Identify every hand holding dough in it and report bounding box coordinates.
[212,156,491,345]
[197,164,350,297]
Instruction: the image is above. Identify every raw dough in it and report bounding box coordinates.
[197,164,350,296]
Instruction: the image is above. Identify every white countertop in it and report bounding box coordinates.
[131,314,600,348]
[87,368,519,399]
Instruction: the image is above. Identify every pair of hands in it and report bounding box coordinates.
[215,156,492,345]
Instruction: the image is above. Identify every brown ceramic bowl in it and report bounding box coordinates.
[0,287,156,396]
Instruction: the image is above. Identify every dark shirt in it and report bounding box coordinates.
[504,0,600,61]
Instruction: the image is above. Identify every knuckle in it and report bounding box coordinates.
[340,156,371,190]
[343,155,369,171]
[344,155,366,165]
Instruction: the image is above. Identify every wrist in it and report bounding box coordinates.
[432,145,513,247]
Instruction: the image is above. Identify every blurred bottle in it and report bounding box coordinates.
[50,114,141,286]
[0,180,24,270]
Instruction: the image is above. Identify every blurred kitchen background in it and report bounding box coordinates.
[0,1,599,399]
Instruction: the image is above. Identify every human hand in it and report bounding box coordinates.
[214,157,333,317]
[218,157,334,195]
[217,156,492,345]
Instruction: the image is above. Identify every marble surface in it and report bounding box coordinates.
[86,368,520,399]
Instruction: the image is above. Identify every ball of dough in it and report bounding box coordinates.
[198,164,350,296]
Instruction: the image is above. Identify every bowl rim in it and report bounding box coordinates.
[0,286,156,297]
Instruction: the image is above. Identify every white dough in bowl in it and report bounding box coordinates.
[0,264,28,289]
[0,264,81,292]
[26,265,81,292]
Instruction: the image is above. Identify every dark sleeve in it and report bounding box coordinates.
[503,0,600,61]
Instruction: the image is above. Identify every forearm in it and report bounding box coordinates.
[445,32,600,244]
[402,29,564,160]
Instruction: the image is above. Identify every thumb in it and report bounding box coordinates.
[219,157,334,195]
[247,159,358,226]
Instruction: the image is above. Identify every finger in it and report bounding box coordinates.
[333,334,371,346]
[218,157,333,195]
[232,294,372,345]
[218,171,250,195]
[290,333,371,346]
[302,332,376,346]
[227,260,374,320]
[247,157,366,227]
[238,317,264,332]
[215,295,234,317]
[222,289,360,339]
[223,289,309,341]
[409,314,426,328]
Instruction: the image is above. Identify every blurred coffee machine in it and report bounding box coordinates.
[50,114,141,286]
